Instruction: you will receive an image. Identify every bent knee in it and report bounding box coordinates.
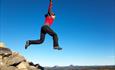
[40,39,44,43]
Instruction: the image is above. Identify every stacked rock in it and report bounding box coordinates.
[0,42,44,70]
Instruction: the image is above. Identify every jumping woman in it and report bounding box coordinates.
[25,0,62,50]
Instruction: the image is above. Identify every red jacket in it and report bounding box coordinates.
[44,15,55,26]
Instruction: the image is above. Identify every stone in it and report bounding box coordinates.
[0,47,12,56]
[3,52,26,66]
[0,61,4,67]
[0,55,5,66]
[29,66,40,70]
[7,66,19,70]
[17,61,29,70]
[0,55,2,61]
[0,66,19,70]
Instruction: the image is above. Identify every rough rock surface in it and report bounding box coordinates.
[0,48,12,56]
[0,47,44,70]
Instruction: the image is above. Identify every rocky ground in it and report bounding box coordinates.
[0,45,44,70]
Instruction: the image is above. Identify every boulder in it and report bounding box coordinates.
[0,47,12,56]
[2,52,26,66]
[29,66,40,70]
[17,61,29,70]
[0,66,19,70]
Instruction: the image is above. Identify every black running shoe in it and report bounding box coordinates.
[54,46,62,50]
[25,41,30,49]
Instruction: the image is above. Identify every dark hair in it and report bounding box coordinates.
[45,13,48,17]
[44,12,55,17]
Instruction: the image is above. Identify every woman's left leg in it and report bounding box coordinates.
[45,26,62,50]
[25,26,46,49]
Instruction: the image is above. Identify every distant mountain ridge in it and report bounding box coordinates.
[45,65,115,70]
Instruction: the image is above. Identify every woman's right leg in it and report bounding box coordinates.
[25,26,46,49]
[29,33,45,44]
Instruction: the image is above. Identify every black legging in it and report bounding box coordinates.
[29,25,59,47]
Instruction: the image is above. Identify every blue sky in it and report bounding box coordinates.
[0,0,115,66]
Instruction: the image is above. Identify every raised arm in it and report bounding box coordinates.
[48,0,53,15]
